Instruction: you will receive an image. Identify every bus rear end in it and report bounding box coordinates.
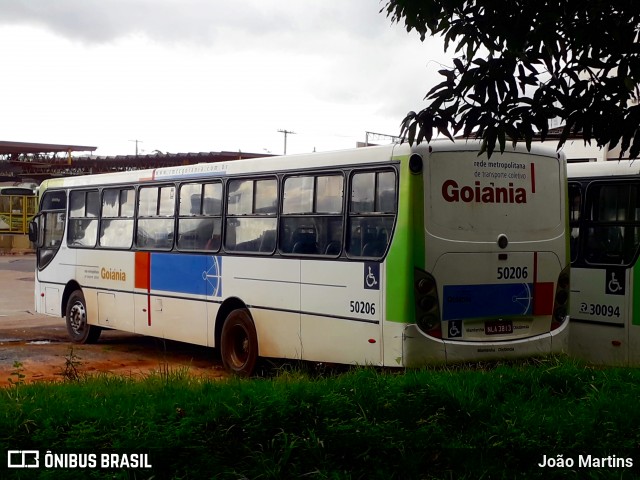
[401,142,569,365]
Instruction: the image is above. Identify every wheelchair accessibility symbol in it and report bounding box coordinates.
[605,268,625,296]
[449,320,462,338]
[364,262,380,290]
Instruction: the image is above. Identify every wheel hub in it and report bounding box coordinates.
[70,302,86,333]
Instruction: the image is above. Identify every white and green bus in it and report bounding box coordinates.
[568,160,640,365]
[29,141,570,375]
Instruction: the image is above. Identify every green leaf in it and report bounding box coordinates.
[629,130,640,160]
[498,128,506,153]
[479,139,487,157]
[408,121,418,146]
[384,0,640,160]
[525,129,533,152]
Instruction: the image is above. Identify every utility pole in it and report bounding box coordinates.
[129,139,143,156]
[277,129,295,155]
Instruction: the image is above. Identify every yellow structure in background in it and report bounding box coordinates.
[0,192,37,253]
[0,193,37,234]
[0,141,97,254]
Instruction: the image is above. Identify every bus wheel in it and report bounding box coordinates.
[220,309,258,377]
[66,290,101,344]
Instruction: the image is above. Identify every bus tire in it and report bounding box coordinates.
[65,290,101,344]
[220,308,258,376]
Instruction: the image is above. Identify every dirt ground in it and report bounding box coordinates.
[0,254,228,386]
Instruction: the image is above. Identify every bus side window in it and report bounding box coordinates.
[259,229,276,253]
[37,190,67,269]
[584,183,640,265]
[280,174,343,256]
[190,194,201,215]
[225,178,278,254]
[291,226,317,254]
[586,227,624,264]
[322,216,343,256]
[347,170,396,259]
[100,188,134,249]
[324,240,341,255]
[68,190,99,248]
[568,183,582,263]
[136,185,176,251]
[363,228,389,257]
[178,182,222,252]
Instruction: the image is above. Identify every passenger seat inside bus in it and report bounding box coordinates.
[324,240,341,255]
[586,227,624,264]
[291,226,317,254]
[362,229,388,257]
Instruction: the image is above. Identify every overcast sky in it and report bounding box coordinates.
[0,0,449,157]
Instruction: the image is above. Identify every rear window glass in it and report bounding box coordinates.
[428,151,563,242]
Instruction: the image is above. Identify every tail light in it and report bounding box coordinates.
[551,265,570,330]
[414,269,442,337]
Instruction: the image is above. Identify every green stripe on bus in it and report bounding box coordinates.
[385,154,425,323]
[633,261,640,326]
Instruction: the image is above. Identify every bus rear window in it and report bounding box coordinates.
[427,152,563,242]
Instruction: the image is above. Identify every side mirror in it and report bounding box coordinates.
[28,217,40,245]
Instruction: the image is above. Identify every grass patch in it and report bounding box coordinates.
[1,356,639,479]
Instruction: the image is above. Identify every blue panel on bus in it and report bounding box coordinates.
[150,253,222,297]
[442,283,533,320]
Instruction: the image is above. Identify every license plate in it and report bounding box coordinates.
[485,320,513,335]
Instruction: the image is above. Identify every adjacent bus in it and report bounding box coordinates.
[0,185,37,234]
[568,161,640,365]
[29,141,570,375]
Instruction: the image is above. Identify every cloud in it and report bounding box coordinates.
[0,0,392,46]
[0,0,452,156]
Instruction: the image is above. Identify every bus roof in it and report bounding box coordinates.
[38,139,562,190]
[568,160,640,179]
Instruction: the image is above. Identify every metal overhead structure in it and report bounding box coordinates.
[0,141,97,156]
[0,141,272,182]
[0,141,97,182]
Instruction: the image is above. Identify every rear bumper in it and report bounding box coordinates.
[402,318,570,367]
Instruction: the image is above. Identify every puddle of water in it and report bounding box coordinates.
[27,340,52,345]
[0,338,22,343]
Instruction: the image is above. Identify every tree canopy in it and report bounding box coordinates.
[384,0,640,158]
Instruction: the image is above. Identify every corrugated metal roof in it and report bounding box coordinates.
[0,141,96,154]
